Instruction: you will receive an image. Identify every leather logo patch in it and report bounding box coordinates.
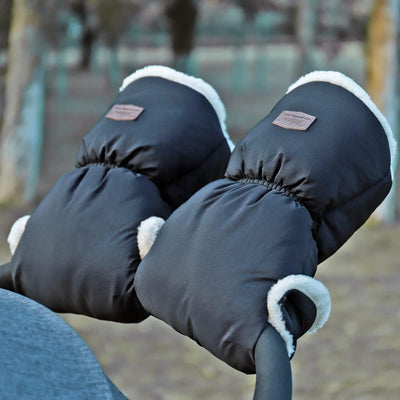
[106,104,144,121]
[273,110,316,131]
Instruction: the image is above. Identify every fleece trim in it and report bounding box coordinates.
[137,216,165,259]
[267,274,331,358]
[8,215,30,255]
[119,65,234,151]
[287,70,397,178]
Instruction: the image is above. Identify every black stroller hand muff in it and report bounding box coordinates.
[0,70,395,400]
[134,71,395,398]
[0,65,233,323]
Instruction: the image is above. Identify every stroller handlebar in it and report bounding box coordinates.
[253,325,292,400]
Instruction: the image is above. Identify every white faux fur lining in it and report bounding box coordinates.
[287,71,397,178]
[119,65,234,151]
[267,274,331,358]
[7,215,30,255]
[137,216,165,260]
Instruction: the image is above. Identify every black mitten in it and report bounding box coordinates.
[3,65,233,322]
[134,71,395,385]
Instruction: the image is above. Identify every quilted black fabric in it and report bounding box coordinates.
[135,80,392,372]
[11,72,231,322]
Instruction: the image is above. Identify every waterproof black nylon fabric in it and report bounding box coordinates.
[135,179,318,373]
[10,73,231,322]
[13,166,167,322]
[76,77,231,209]
[135,80,392,373]
[226,82,392,261]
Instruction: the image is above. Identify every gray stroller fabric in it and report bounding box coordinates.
[0,289,127,400]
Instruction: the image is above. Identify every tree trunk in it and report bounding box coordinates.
[367,0,399,222]
[165,0,198,73]
[0,0,44,204]
[71,0,97,70]
[296,0,317,76]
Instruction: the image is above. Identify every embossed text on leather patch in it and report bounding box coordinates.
[106,104,144,121]
[273,110,316,131]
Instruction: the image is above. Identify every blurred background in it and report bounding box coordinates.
[0,0,399,399]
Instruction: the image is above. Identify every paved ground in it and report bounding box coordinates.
[0,44,399,399]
